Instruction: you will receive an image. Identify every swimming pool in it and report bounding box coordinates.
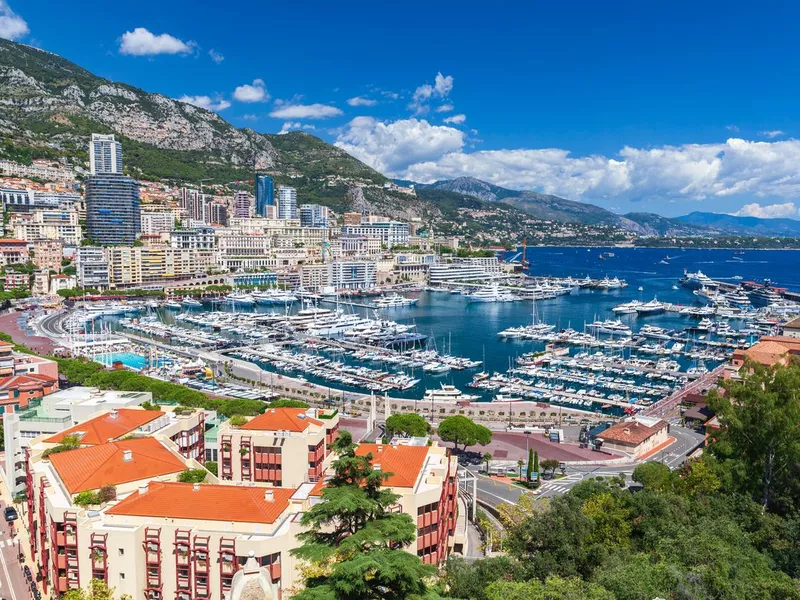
[98,352,169,370]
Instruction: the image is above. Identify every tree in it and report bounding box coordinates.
[437,415,492,452]
[526,448,534,482]
[177,469,207,484]
[205,461,218,477]
[707,359,800,513]
[441,556,521,600]
[534,451,540,484]
[64,579,130,600]
[385,413,431,439]
[483,452,492,473]
[541,458,560,478]
[486,577,614,600]
[517,460,524,481]
[632,461,672,492]
[291,431,437,600]
[269,398,310,409]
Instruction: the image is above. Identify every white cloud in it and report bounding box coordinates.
[409,72,454,114]
[208,49,224,64]
[119,27,194,56]
[443,114,466,125]
[0,1,28,40]
[278,121,316,134]
[725,125,740,133]
[759,130,785,139]
[436,103,455,113]
[335,120,800,207]
[733,202,799,219]
[335,117,464,174]
[269,103,343,119]
[382,91,400,100]
[178,95,231,112]
[347,96,377,107]
[242,114,258,122]
[233,79,269,103]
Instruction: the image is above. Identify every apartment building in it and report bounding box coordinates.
[76,247,110,290]
[341,221,409,248]
[214,231,272,272]
[216,407,340,486]
[106,247,216,287]
[32,240,63,272]
[11,209,82,245]
[0,238,29,265]
[23,406,459,600]
[141,211,176,236]
[170,228,216,251]
[0,160,76,183]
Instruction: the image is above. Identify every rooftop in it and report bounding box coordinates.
[107,481,294,523]
[44,408,164,445]
[355,443,429,488]
[48,437,186,494]
[0,373,56,391]
[597,416,669,446]
[240,407,323,433]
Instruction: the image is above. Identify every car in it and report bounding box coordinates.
[3,506,18,522]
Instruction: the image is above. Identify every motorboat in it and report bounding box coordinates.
[253,289,298,304]
[635,297,666,315]
[181,297,203,308]
[164,300,182,310]
[224,292,256,307]
[422,384,479,402]
[680,270,717,291]
[638,324,672,340]
[586,319,632,336]
[374,293,419,308]
[494,393,523,402]
[466,283,520,303]
[612,300,642,315]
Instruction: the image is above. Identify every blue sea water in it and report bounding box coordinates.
[111,248,798,401]
[98,352,170,370]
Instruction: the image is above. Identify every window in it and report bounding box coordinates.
[120,573,125,580]
[118,548,124,556]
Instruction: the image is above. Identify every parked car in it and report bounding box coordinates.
[3,506,18,522]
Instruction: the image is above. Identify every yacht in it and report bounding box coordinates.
[164,300,182,310]
[635,297,666,315]
[692,318,715,332]
[306,314,371,337]
[224,292,256,307]
[494,393,523,403]
[466,283,520,303]
[374,293,419,308]
[422,384,479,403]
[724,290,750,307]
[680,270,717,291]
[638,324,672,340]
[252,289,298,305]
[748,285,782,307]
[596,276,627,290]
[612,300,642,315]
[586,319,632,336]
[181,297,203,308]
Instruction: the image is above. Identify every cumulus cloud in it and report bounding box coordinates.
[732,202,799,219]
[410,72,454,114]
[119,27,194,56]
[335,119,800,207]
[436,103,455,113]
[347,96,377,107]
[233,79,269,103]
[0,1,28,40]
[443,114,466,125]
[178,95,231,111]
[269,103,343,119]
[278,121,316,134]
[759,130,785,139]
[335,117,464,174]
[208,49,224,64]
[725,125,740,133]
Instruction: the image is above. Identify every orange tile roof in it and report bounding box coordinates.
[45,408,164,445]
[107,481,294,523]
[597,418,668,446]
[0,374,56,391]
[241,408,322,433]
[356,444,429,488]
[743,340,793,367]
[48,438,186,494]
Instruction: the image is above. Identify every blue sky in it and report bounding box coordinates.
[4,0,800,218]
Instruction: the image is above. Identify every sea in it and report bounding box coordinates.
[107,247,799,403]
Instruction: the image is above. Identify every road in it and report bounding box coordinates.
[0,502,29,600]
[469,423,705,507]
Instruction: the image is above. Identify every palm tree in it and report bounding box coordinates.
[517,459,524,481]
[483,452,492,473]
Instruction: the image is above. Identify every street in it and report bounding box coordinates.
[0,501,28,600]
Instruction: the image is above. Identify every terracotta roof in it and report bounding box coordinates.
[45,408,164,445]
[48,438,186,494]
[355,444,429,488]
[784,317,800,329]
[743,340,793,367]
[107,481,293,523]
[597,418,668,447]
[0,374,56,391]
[240,408,322,433]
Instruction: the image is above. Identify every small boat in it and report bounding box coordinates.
[374,293,419,308]
[181,297,203,308]
[494,393,523,403]
[164,300,182,310]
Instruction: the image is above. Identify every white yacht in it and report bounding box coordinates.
[494,393,523,403]
[680,270,717,290]
[224,292,256,307]
[638,324,672,340]
[253,289,298,305]
[374,293,419,308]
[422,384,479,403]
[466,283,519,303]
[181,297,203,308]
[636,297,666,315]
[587,319,632,336]
[164,300,182,310]
[612,300,642,314]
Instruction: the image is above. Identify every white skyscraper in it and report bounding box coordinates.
[278,186,298,220]
[89,134,123,175]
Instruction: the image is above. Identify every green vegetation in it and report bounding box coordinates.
[634,235,800,249]
[63,578,126,600]
[440,360,800,599]
[267,399,310,409]
[291,431,437,600]
[385,413,431,438]
[437,415,492,452]
[73,485,115,506]
[41,433,81,458]
[205,461,218,477]
[228,415,248,427]
[177,469,208,484]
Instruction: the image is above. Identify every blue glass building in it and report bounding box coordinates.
[255,174,275,217]
[85,174,141,245]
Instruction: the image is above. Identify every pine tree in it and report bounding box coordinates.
[526,448,534,482]
[291,431,438,599]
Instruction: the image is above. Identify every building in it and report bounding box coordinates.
[0,373,58,412]
[85,174,141,245]
[299,204,329,228]
[215,231,272,272]
[208,202,229,226]
[0,238,29,265]
[11,209,82,245]
[0,341,12,376]
[341,221,409,248]
[216,407,340,486]
[234,191,253,219]
[255,174,275,218]
[343,211,362,226]
[49,274,77,294]
[595,415,670,458]
[782,317,800,338]
[170,227,215,251]
[428,258,500,283]
[1,272,30,289]
[277,186,297,220]
[76,247,110,289]
[0,160,76,184]
[106,247,216,287]
[730,336,800,370]
[330,260,377,289]
[32,240,63,272]
[89,133,123,175]
[141,211,175,236]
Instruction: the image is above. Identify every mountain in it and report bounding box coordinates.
[676,212,800,237]
[402,176,705,235]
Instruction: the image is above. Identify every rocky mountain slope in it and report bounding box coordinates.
[676,211,800,237]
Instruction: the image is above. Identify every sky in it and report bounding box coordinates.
[3,0,800,218]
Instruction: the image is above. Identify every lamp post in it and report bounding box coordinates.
[525,430,531,454]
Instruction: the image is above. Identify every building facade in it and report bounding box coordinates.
[299,204,329,228]
[341,221,409,248]
[89,134,123,175]
[277,187,297,220]
[141,211,175,236]
[255,174,274,218]
[85,174,141,245]
[11,210,82,246]
[32,240,63,272]
[76,248,110,289]
[233,191,252,219]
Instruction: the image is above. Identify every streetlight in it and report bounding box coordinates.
[525,430,531,454]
